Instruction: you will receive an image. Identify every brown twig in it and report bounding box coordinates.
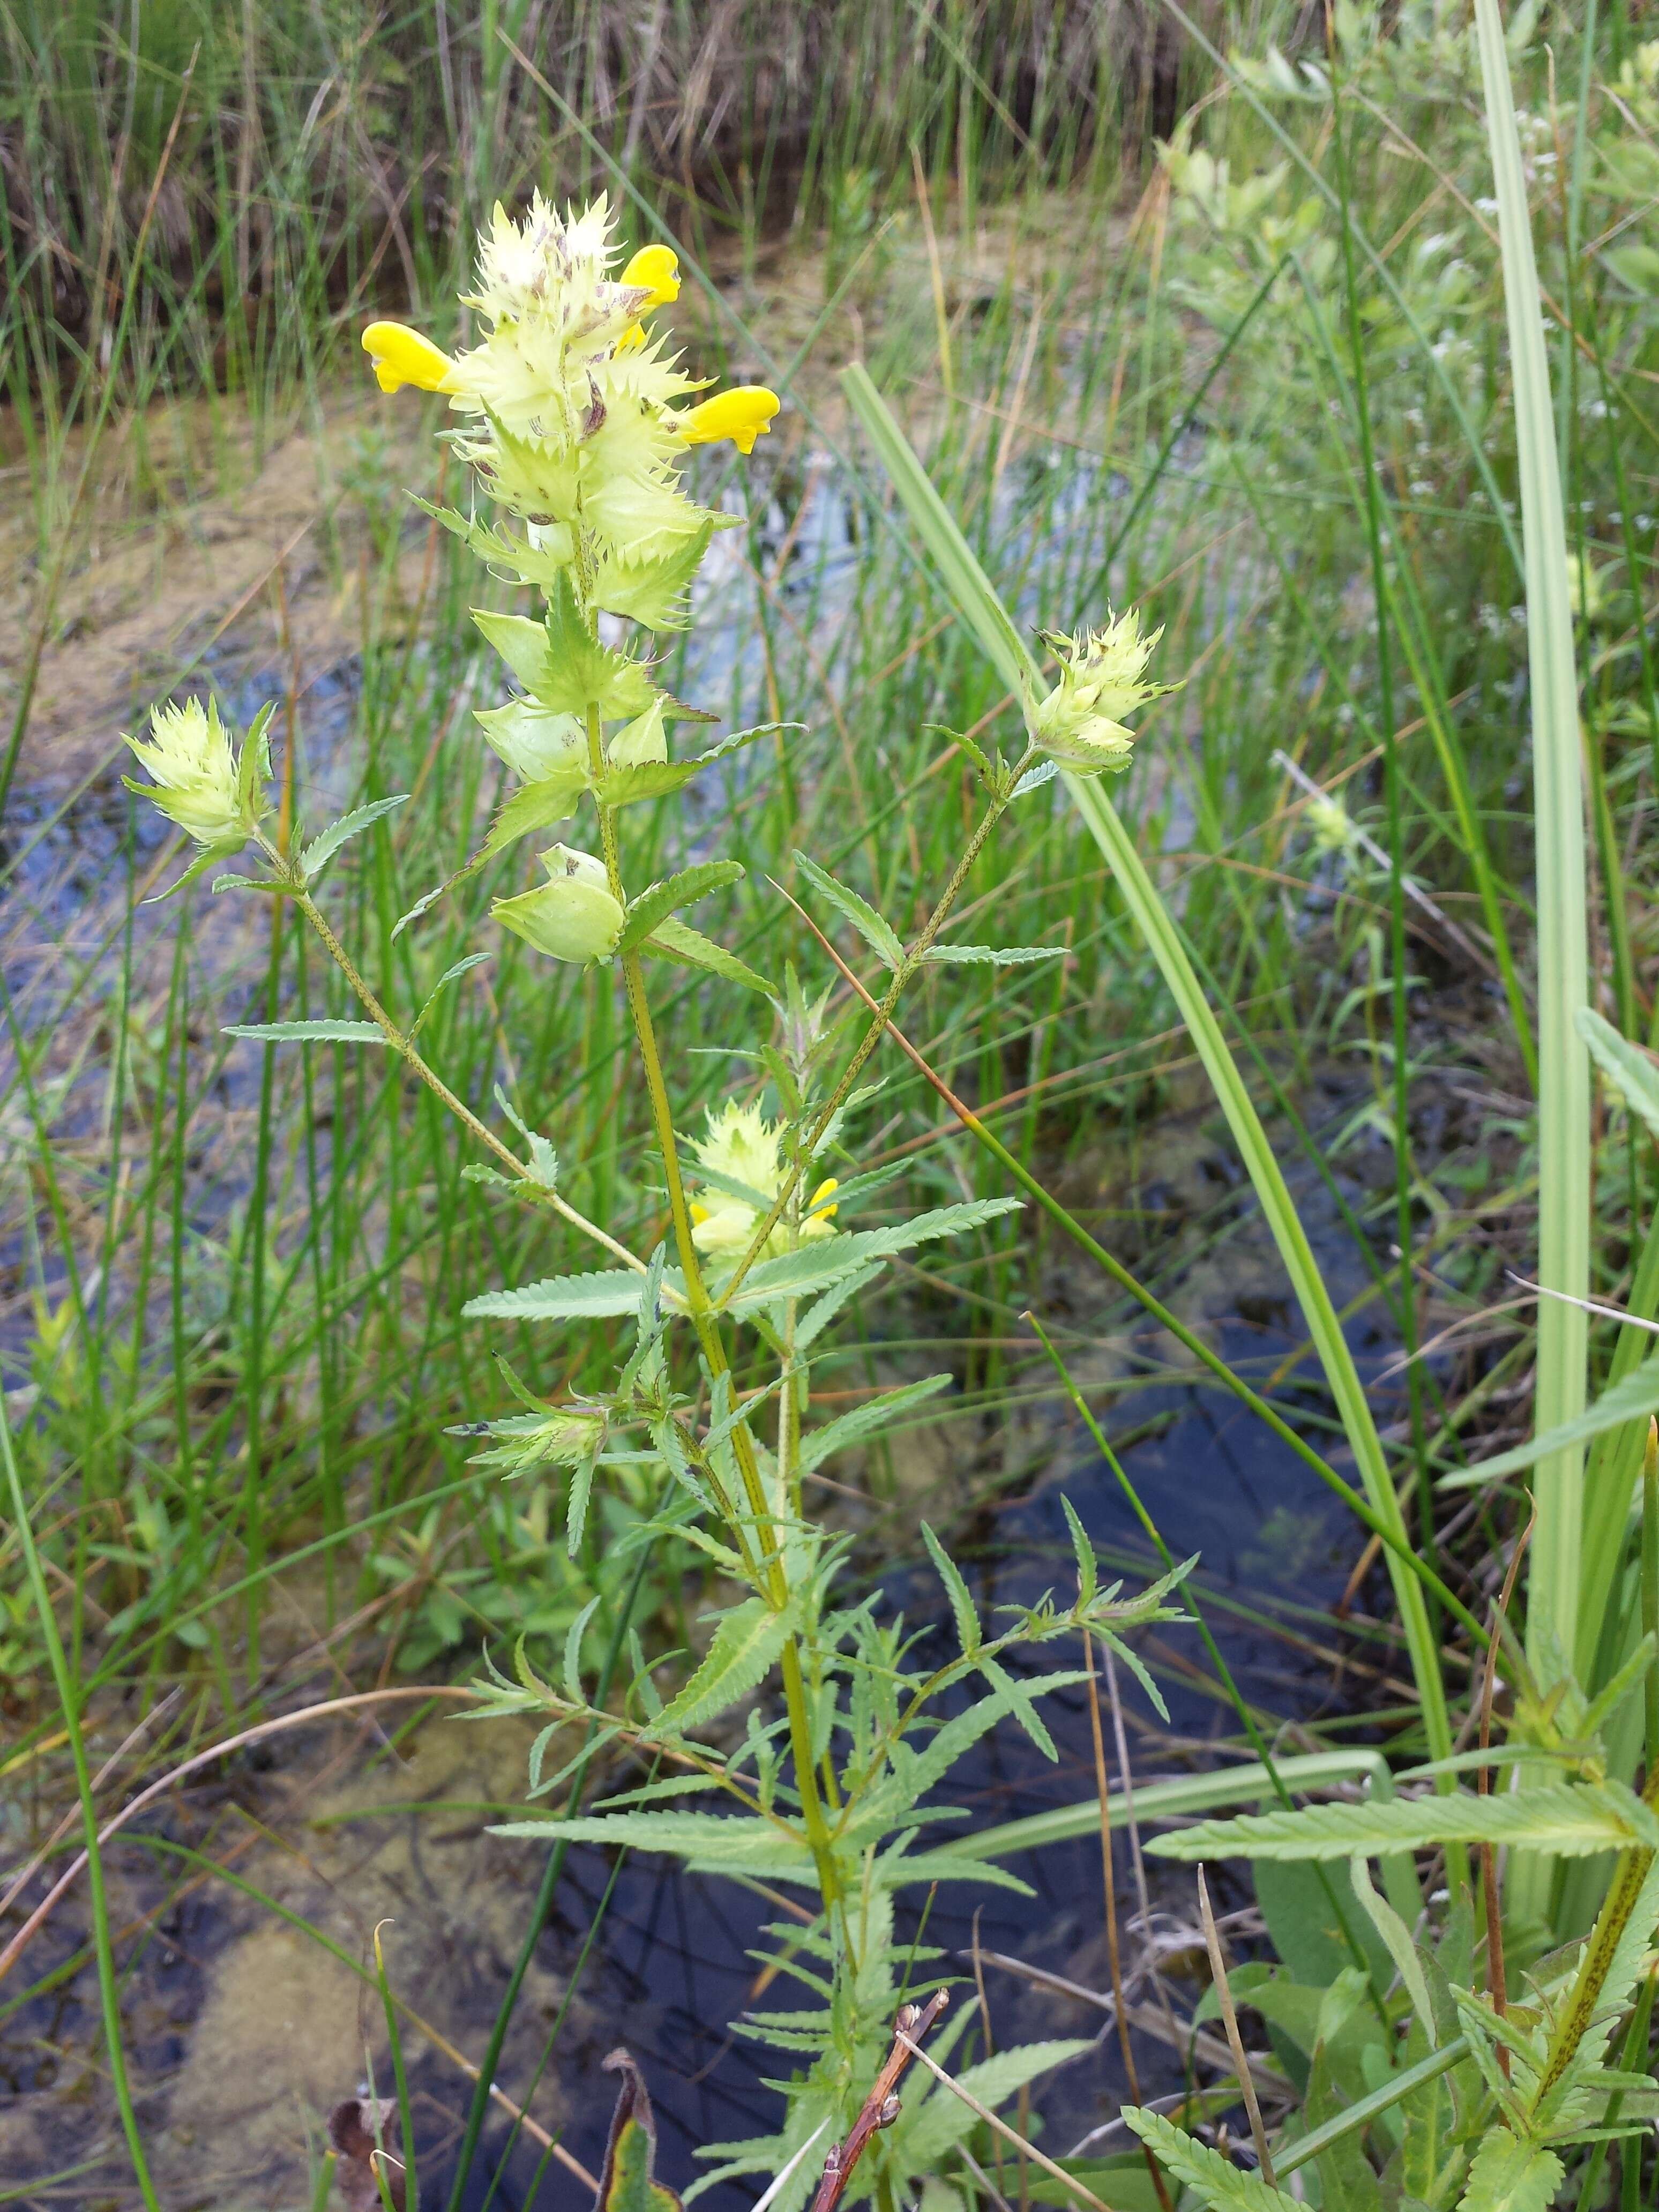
[1084,1636,1174,2212]
[1196,1867,1276,2188]
[811,1993,950,2212]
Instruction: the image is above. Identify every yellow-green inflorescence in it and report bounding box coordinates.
[689,1100,839,1264]
[1027,608,1171,774]
[362,192,781,964]
[122,697,270,853]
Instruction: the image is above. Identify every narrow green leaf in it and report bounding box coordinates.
[1146,1784,1655,1863]
[645,916,773,993]
[297,793,408,880]
[792,850,903,969]
[722,1197,1021,1310]
[1449,1356,1659,1484]
[656,1596,797,1736]
[223,1020,386,1045]
[1579,1009,1659,1142]
[618,861,745,954]
[921,943,1064,966]
[463,1269,653,1322]
[799,1374,952,1473]
[1122,2109,1302,2212]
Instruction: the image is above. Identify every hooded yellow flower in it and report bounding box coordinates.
[122,697,268,848]
[1029,610,1170,774]
[689,1100,838,1262]
[361,195,778,620]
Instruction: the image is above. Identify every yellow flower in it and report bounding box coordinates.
[1029,609,1169,774]
[620,243,681,310]
[689,1100,836,1261]
[677,387,780,455]
[616,243,681,354]
[361,320,458,395]
[122,696,268,848]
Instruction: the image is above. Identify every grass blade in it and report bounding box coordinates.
[840,361,1454,1774]
[1473,0,1590,1689]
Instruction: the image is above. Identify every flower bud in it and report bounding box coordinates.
[475,699,585,782]
[462,1402,607,1477]
[1028,610,1168,774]
[492,846,623,965]
[122,696,269,849]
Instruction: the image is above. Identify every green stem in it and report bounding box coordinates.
[584,713,841,1909]
[716,749,1033,1310]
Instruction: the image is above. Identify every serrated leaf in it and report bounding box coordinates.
[795,1262,887,1350]
[1123,2110,1302,2212]
[223,1019,386,1045]
[1579,1009,1659,1141]
[900,2040,1094,2168]
[1146,1783,1657,1862]
[798,1374,952,1473]
[656,1595,797,1736]
[464,1268,655,1322]
[1060,1494,1097,1606]
[920,943,1064,966]
[721,1198,1022,1311]
[489,1809,817,1879]
[1457,2133,1563,2212]
[297,793,408,879]
[921,1522,980,1655]
[618,861,745,954]
[474,571,656,719]
[144,840,243,902]
[479,768,588,858]
[593,518,718,629]
[793,851,903,968]
[646,916,773,993]
[410,952,490,1041]
[211,873,289,894]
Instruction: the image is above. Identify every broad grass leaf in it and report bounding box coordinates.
[656,1595,797,1737]
[1147,1785,1655,1862]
